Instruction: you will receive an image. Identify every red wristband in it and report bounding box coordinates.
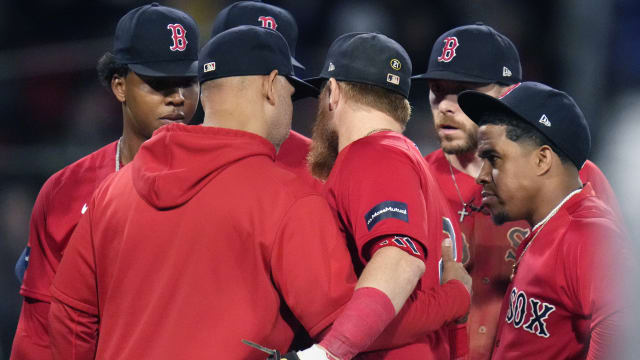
[449,322,469,360]
[319,287,396,360]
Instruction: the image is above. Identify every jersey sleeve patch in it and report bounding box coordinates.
[365,201,408,231]
[368,235,426,260]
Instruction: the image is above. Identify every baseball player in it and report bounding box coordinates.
[289,32,472,360]
[458,81,632,359]
[48,25,356,360]
[411,24,622,360]
[10,4,200,360]
[210,1,320,189]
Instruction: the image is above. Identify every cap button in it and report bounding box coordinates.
[151,2,159,6]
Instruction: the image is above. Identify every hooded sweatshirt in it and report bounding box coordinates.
[49,123,357,360]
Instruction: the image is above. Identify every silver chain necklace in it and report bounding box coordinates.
[447,158,471,222]
[115,137,123,172]
[509,187,582,281]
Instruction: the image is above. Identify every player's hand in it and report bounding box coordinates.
[441,238,472,295]
[267,344,338,360]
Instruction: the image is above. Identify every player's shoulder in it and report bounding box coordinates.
[562,196,621,245]
[256,157,323,200]
[423,148,445,165]
[39,141,118,200]
[344,132,418,163]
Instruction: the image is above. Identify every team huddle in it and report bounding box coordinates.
[10,2,633,360]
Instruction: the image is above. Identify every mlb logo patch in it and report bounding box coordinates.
[203,62,216,72]
[387,73,400,85]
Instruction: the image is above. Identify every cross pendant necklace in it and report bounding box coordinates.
[458,207,470,222]
[447,158,470,223]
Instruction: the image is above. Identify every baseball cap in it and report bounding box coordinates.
[306,32,412,98]
[413,24,521,85]
[210,1,305,70]
[458,81,591,168]
[198,25,318,100]
[113,3,199,77]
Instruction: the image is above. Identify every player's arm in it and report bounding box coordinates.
[568,221,631,360]
[49,199,100,360]
[366,238,470,351]
[11,178,57,360]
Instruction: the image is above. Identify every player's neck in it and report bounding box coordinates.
[444,150,483,178]
[337,107,401,151]
[529,175,583,226]
[119,129,145,167]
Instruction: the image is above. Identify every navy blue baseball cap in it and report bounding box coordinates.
[458,82,591,168]
[113,3,199,77]
[307,32,412,98]
[199,25,318,100]
[413,24,521,85]
[210,1,304,71]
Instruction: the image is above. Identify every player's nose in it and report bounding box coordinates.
[166,87,185,106]
[476,160,491,185]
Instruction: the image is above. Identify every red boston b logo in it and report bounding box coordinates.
[167,24,188,51]
[437,36,459,63]
[257,16,278,30]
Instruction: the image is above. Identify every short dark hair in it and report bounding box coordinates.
[482,111,573,166]
[96,51,129,89]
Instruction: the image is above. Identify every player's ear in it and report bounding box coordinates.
[263,69,279,106]
[111,74,126,103]
[328,78,341,112]
[535,145,553,176]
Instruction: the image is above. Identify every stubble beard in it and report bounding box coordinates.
[440,130,478,155]
[308,104,339,181]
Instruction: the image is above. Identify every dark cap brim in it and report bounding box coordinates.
[287,75,319,101]
[292,57,305,70]
[458,90,524,126]
[412,70,493,84]
[128,60,198,77]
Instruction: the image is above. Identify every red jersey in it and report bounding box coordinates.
[492,184,629,359]
[277,130,322,191]
[49,124,357,360]
[424,149,622,360]
[323,132,467,359]
[11,141,118,360]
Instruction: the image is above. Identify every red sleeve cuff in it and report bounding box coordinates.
[49,284,99,316]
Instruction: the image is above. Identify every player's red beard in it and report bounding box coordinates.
[308,102,339,181]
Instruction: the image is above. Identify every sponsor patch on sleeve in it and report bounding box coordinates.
[365,201,408,231]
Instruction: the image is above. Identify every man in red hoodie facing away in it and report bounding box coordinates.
[11,4,200,360]
[48,26,357,360]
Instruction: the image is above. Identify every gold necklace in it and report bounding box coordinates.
[509,188,582,281]
[365,128,394,137]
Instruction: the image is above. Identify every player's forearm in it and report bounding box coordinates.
[356,246,426,312]
[366,279,470,350]
[316,247,425,359]
[49,298,99,360]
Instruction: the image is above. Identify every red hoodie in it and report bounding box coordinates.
[49,123,357,360]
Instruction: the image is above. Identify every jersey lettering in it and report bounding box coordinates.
[439,216,457,282]
[506,287,517,323]
[513,291,527,328]
[167,24,188,51]
[506,286,556,338]
[523,298,555,338]
[258,16,278,30]
[505,226,530,262]
[437,36,459,62]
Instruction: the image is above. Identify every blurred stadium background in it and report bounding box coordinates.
[0,0,638,358]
